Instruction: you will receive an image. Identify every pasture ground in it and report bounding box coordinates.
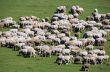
[0,0,110,72]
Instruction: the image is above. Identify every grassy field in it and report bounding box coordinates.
[0,46,110,72]
[0,0,110,72]
[0,0,110,20]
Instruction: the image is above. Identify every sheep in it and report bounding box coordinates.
[106,13,110,19]
[57,33,66,38]
[52,47,63,55]
[72,23,85,32]
[19,47,36,58]
[0,37,7,47]
[102,19,110,25]
[65,40,75,46]
[92,49,101,55]
[95,37,107,46]
[2,31,12,37]
[96,56,104,64]
[5,37,17,48]
[10,29,18,33]
[0,32,2,37]
[0,6,109,71]
[56,54,74,65]
[19,16,39,21]
[86,45,94,51]
[19,20,34,29]
[33,28,45,36]
[36,45,51,56]
[73,40,83,47]
[30,16,39,21]
[105,29,110,39]
[61,36,70,44]
[81,63,91,71]
[0,17,16,28]
[86,16,94,21]
[55,54,64,65]
[19,17,26,21]
[71,5,84,15]
[95,23,102,27]
[97,50,106,56]
[39,46,52,57]
[11,24,20,29]
[74,55,83,64]
[103,55,109,62]
[89,54,97,65]
[69,18,79,24]
[73,13,79,18]
[22,29,34,36]
[69,46,81,56]
[51,17,59,22]
[19,48,28,57]
[17,32,27,37]
[74,32,80,38]
[79,50,88,57]
[42,22,51,28]
[63,55,74,64]
[6,20,16,27]
[83,31,93,38]
[51,45,65,55]
[99,30,107,37]
[14,43,26,50]
[76,7,84,14]
[79,38,88,47]
[0,22,4,28]
[56,6,66,13]
[68,14,74,20]
[62,49,71,55]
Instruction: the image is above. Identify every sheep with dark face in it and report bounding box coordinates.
[56,6,66,13]
[71,5,84,18]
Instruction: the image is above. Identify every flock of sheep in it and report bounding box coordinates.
[0,5,110,71]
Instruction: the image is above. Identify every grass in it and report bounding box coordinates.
[0,27,10,32]
[0,0,110,20]
[0,0,110,72]
[0,47,110,72]
[0,35,110,72]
